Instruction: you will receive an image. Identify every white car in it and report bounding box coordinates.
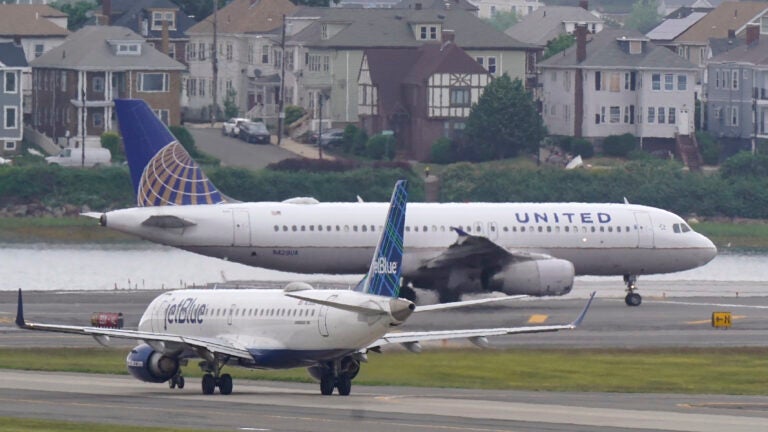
[222,118,250,137]
[0,156,11,165]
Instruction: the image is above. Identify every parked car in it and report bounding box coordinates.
[45,147,111,167]
[222,117,249,136]
[239,122,271,144]
[316,128,345,147]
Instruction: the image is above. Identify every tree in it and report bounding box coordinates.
[223,89,239,119]
[543,33,575,60]
[624,0,661,34]
[486,10,517,32]
[172,0,332,20]
[462,75,547,161]
[51,1,96,31]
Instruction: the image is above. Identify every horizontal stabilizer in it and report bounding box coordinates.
[415,295,528,312]
[285,291,390,316]
[141,215,196,229]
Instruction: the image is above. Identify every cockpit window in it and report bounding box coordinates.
[681,223,691,233]
[673,223,681,233]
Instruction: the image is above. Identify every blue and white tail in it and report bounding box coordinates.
[114,99,225,207]
[354,180,407,298]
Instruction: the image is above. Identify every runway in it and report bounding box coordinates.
[0,369,766,432]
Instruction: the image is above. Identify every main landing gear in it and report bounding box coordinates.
[168,371,185,389]
[316,357,360,396]
[624,274,642,307]
[199,358,233,395]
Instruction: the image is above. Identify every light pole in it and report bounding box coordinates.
[277,14,287,146]
[317,95,323,160]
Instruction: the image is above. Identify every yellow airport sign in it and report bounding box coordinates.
[711,312,732,329]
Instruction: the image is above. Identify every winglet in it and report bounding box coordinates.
[570,291,596,328]
[451,226,469,236]
[15,289,25,328]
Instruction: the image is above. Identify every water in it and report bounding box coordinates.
[2,243,766,296]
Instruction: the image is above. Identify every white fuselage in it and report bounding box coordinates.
[103,202,717,276]
[139,288,396,369]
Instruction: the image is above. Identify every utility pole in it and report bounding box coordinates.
[277,14,287,146]
[318,95,323,160]
[81,83,86,167]
[210,0,219,126]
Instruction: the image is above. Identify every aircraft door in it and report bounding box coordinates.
[232,210,251,247]
[317,295,336,337]
[487,222,499,240]
[633,212,654,248]
[227,304,236,326]
[152,301,168,333]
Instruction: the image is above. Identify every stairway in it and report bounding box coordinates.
[675,133,703,172]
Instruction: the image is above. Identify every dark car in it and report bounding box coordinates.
[316,128,345,147]
[238,122,271,144]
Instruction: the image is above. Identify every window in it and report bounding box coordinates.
[154,109,170,125]
[4,72,16,93]
[609,106,620,123]
[138,73,169,92]
[664,73,674,90]
[321,24,328,40]
[92,112,104,128]
[450,88,471,107]
[4,140,16,150]
[34,44,44,58]
[248,43,254,65]
[261,45,269,64]
[487,57,497,75]
[116,43,140,55]
[188,43,197,60]
[199,78,205,97]
[730,106,739,126]
[647,106,655,123]
[677,74,687,91]
[92,76,104,93]
[594,71,602,90]
[476,57,484,67]
[658,107,665,124]
[610,72,620,92]
[418,25,438,40]
[652,73,661,90]
[715,70,721,89]
[188,78,197,97]
[151,11,176,31]
[4,106,17,129]
[732,69,739,89]
[668,107,676,124]
[60,71,67,89]
[198,42,206,61]
[564,71,571,91]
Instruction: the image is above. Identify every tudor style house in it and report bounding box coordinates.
[358,33,491,160]
[0,42,29,155]
[30,26,185,148]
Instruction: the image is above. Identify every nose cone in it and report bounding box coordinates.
[696,234,718,266]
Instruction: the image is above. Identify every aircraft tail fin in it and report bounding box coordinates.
[354,180,407,298]
[113,99,225,207]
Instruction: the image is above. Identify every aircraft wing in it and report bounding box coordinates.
[15,290,252,360]
[368,292,595,349]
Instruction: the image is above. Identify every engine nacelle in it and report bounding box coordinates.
[126,343,180,383]
[485,259,575,296]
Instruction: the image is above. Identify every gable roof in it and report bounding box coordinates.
[187,0,297,35]
[30,25,185,71]
[107,0,196,40]
[0,42,29,68]
[505,6,602,46]
[676,1,768,43]
[646,12,707,42]
[0,5,69,37]
[394,0,478,12]
[540,29,697,71]
[290,8,535,50]
[709,38,768,65]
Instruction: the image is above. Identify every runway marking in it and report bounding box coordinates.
[680,402,768,413]
[686,315,746,325]
[527,314,548,324]
[655,300,768,309]
[238,428,270,431]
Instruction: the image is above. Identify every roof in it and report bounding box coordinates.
[290,8,535,50]
[505,6,602,46]
[709,38,768,65]
[0,5,69,37]
[646,12,707,41]
[676,1,768,43]
[709,36,744,57]
[187,0,297,35]
[30,25,186,71]
[394,0,478,12]
[539,28,698,71]
[0,42,29,68]
[108,0,196,40]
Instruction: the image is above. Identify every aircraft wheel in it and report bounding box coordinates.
[625,293,642,307]
[336,374,352,396]
[219,374,233,395]
[438,290,460,303]
[168,378,176,389]
[177,375,185,389]
[202,374,216,395]
[320,375,335,396]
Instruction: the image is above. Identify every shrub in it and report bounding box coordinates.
[602,133,637,157]
[351,129,368,156]
[430,137,454,164]
[696,131,721,165]
[100,132,124,163]
[342,124,359,153]
[266,158,359,172]
[284,105,305,126]
[366,134,395,160]
[571,138,594,159]
[720,151,768,179]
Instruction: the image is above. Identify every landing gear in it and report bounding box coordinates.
[168,372,185,389]
[624,274,642,307]
[199,358,233,395]
[317,356,360,396]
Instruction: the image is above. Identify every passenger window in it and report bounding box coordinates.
[546,226,552,232]
[273,225,279,232]
[310,225,315,231]
[353,225,358,232]
[520,227,526,232]
[466,226,471,232]
[432,225,437,232]
[292,225,297,232]
[599,226,604,232]
[617,226,621,232]
[282,225,288,231]
[301,226,306,232]
[440,226,446,232]
[538,226,543,233]
[414,226,419,232]
[344,225,349,232]
[361,225,367,232]
[328,226,333,231]
[564,226,570,232]
[318,225,323,231]
[555,226,560,233]
[608,226,613,232]
[423,226,428,232]
[503,226,508,232]
[591,226,596,232]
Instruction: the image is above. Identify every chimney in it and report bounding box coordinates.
[727,29,736,40]
[747,23,760,46]
[579,0,588,11]
[442,29,455,44]
[575,23,587,63]
[102,0,112,25]
[161,19,170,55]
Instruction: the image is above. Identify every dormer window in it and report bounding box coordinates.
[418,25,438,40]
[151,10,176,31]
[321,24,328,40]
[629,40,642,54]
[116,43,141,56]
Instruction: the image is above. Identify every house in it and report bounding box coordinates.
[0,4,69,117]
[539,27,698,153]
[94,0,195,65]
[184,0,297,122]
[0,42,29,155]
[358,32,491,160]
[30,26,186,148]
[465,0,541,20]
[657,0,720,18]
[706,24,767,155]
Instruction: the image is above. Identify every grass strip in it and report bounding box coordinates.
[1,347,767,395]
[0,416,219,432]
[694,221,768,249]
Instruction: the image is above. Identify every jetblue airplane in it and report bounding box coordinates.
[16,180,594,396]
[93,99,717,307]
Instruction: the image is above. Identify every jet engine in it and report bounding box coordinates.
[484,259,575,296]
[126,343,180,383]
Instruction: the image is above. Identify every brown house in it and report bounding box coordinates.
[358,34,491,160]
[30,26,185,148]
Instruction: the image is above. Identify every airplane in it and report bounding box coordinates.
[92,99,717,307]
[16,180,595,396]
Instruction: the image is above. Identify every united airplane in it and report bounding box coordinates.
[16,180,594,396]
[93,99,717,307]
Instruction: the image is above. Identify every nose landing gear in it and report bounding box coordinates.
[624,275,642,306]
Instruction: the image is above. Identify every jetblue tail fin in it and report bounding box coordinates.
[355,180,407,298]
[114,99,225,207]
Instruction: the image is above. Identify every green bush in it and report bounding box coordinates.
[342,124,359,153]
[696,131,721,165]
[720,151,768,179]
[571,138,594,158]
[284,105,305,126]
[351,129,369,156]
[366,134,395,160]
[100,132,124,163]
[602,134,637,157]
[430,138,454,164]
